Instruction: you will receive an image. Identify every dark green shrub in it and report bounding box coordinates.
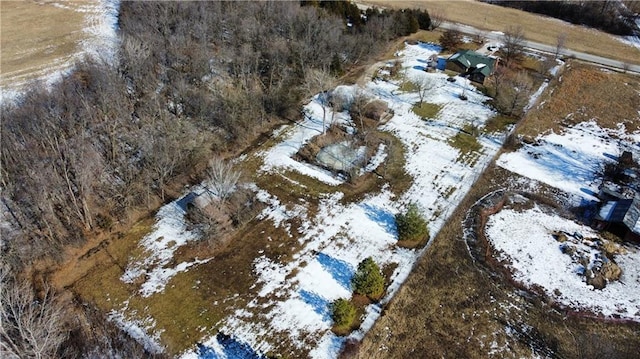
[352,257,385,300]
[395,203,429,242]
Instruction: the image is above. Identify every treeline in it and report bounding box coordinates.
[302,0,432,35]
[483,0,638,36]
[0,1,426,270]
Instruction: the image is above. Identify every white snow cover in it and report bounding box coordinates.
[497,121,637,201]
[486,206,640,320]
[108,303,164,354]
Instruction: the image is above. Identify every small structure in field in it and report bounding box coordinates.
[363,100,391,122]
[446,50,497,85]
[596,195,640,242]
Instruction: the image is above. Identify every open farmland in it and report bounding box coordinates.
[0,0,117,96]
[363,0,640,66]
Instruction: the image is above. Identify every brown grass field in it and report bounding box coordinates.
[363,0,640,66]
[519,62,640,139]
[0,0,91,89]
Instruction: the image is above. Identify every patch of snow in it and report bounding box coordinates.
[121,187,213,297]
[361,143,387,174]
[486,206,640,320]
[109,306,164,354]
[497,121,631,201]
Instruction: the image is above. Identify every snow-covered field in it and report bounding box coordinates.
[492,96,640,321]
[486,205,640,321]
[111,42,506,357]
[497,121,640,202]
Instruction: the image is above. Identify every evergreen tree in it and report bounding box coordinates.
[331,298,356,327]
[395,203,429,242]
[352,257,385,300]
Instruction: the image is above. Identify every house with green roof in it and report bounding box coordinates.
[445,50,497,85]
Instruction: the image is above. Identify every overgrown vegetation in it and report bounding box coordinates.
[395,203,429,244]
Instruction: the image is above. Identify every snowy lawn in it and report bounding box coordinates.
[486,205,640,321]
[177,42,502,358]
[497,121,640,201]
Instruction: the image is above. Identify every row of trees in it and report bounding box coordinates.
[484,0,639,36]
[303,1,434,36]
[331,205,430,334]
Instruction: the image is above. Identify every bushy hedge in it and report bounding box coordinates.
[396,203,429,242]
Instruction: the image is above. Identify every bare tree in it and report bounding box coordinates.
[472,29,487,44]
[486,63,508,99]
[429,8,445,30]
[205,158,241,201]
[555,33,567,59]
[0,271,68,359]
[412,76,436,106]
[439,27,463,52]
[496,71,534,116]
[501,25,526,66]
[350,87,370,133]
[303,68,337,134]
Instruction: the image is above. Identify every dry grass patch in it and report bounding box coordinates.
[519,63,640,138]
[72,206,304,355]
[449,125,482,164]
[483,114,518,134]
[1,1,90,87]
[412,102,442,119]
[364,0,640,66]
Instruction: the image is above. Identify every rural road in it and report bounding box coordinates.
[440,22,640,74]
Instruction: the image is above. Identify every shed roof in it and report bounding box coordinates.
[597,196,640,235]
